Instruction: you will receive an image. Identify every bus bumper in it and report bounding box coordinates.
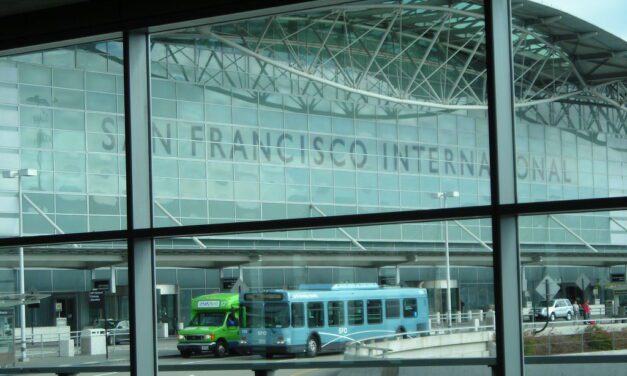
[245,344,306,355]
[177,342,216,354]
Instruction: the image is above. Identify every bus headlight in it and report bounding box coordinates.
[276,336,285,345]
[204,334,215,341]
[240,336,248,345]
[178,334,185,340]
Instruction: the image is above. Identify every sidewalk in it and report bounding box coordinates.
[12,336,181,367]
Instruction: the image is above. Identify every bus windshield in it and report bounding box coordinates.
[243,302,290,328]
[188,312,225,327]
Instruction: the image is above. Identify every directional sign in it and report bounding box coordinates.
[230,278,249,293]
[576,274,591,290]
[535,276,559,299]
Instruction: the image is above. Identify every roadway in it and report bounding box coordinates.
[10,342,347,376]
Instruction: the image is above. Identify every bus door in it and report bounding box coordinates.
[226,312,239,337]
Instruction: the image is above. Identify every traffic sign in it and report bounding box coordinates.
[535,276,559,299]
[576,274,591,290]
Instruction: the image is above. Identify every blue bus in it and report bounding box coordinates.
[239,283,429,358]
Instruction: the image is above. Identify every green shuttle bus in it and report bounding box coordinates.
[177,293,240,357]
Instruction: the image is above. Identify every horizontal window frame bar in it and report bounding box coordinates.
[524,355,627,364]
[1,354,626,374]
[0,0,343,54]
[501,197,627,216]
[1,195,626,248]
[0,358,497,374]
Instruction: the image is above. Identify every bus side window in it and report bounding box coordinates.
[328,301,344,327]
[367,300,382,324]
[307,302,324,328]
[347,300,364,325]
[403,298,417,318]
[385,299,400,319]
[291,303,304,328]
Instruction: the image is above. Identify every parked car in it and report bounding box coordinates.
[531,299,573,321]
[93,319,130,345]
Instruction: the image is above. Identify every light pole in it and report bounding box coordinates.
[432,191,459,329]
[3,168,38,362]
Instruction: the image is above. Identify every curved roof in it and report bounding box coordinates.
[152,0,626,112]
[512,0,627,84]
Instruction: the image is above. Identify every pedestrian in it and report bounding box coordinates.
[572,299,579,320]
[582,299,591,323]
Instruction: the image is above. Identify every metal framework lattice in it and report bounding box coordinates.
[150,1,626,115]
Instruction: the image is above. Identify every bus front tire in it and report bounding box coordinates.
[180,351,191,358]
[214,339,228,358]
[306,336,319,357]
[396,327,407,339]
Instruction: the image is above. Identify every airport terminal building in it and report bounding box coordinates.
[0,0,625,373]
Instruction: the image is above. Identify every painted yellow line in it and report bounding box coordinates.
[290,368,319,376]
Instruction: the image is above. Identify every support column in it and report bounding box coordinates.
[485,1,524,375]
[395,265,401,286]
[124,31,158,376]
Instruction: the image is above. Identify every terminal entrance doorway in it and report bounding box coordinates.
[423,280,460,314]
[157,285,178,335]
[54,295,78,332]
[561,283,583,304]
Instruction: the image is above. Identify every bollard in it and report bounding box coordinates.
[479,309,484,322]
[435,312,441,325]
[486,309,495,328]
[474,318,480,332]
[456,310,462,324]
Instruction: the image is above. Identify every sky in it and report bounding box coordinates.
[531,0,627,41]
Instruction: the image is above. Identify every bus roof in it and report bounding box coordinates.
[191,293,238,312]
[298,283,380,291]
[281,287,426,301]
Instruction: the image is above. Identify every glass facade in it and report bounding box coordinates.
[0,41,126,237]
[0,0,625,374]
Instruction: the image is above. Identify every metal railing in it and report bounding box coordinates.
[523,316,627,356]
[14,330,130,359]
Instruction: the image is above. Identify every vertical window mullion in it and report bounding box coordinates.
[124,30,157,376]
[485,1,524,375]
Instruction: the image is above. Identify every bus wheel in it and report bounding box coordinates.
[306,336,319,357]
[180,351,191,358]
[264,353,274,359]
[214,339,228,358]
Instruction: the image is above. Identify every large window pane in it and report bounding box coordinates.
[520,211,627,357]
[0,40,125,237]
[150,1,490,227]
[156,218,495,365]
[512,3,626,202]
[0,240,129,368]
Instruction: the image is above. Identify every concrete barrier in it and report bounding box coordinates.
[345,331,495,359]
[59,339,74,357]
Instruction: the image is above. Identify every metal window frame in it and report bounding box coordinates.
[0,0,625,375]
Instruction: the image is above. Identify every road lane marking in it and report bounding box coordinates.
[94,372,118,376]
[291,369,318,376]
